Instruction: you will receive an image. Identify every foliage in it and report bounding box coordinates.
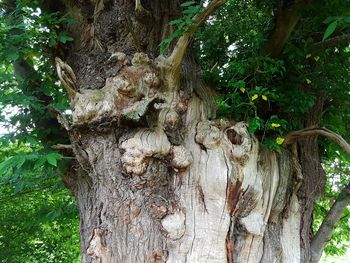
[0,1,79,261]
[160,1,203,54]
[0,143,80,263]
[193,0,350,153]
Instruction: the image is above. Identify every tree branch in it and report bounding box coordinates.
[310,183,350,263]
[312,34,350,50]
[265,0,310,58]
[167,0,228,74]
[52,144,73,150]
[284,127,350,155]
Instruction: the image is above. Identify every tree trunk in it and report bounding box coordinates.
[55,1,322,262]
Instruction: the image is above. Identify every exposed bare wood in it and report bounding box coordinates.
[310,183,350,263]
[167,0,228,78]
[284,127,350,155]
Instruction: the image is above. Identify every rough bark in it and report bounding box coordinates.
[297,98,327,263]
[66,51,302,262]
[48,1,331,262]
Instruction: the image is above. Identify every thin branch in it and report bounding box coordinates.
[284,127,350,155]
[52,144,73,150]
[265,0,310,58]
[310,183,350,263]
[167,0,228,72]
[312,34,350,50]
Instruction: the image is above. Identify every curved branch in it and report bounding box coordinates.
[284,127,350,155]
[310,183,350,263]
[167,0,228,74]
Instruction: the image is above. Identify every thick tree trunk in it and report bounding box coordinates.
[54,1,321,262]
[71,90,302,263]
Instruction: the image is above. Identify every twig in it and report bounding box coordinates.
[52,144,73,150]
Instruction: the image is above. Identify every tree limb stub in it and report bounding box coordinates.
[51,144,73,150]
[166,0,228,79]
[55,57,77,100]
[284,127,350,156]
[310,183,350,263]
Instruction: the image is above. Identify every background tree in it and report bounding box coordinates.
[0,0,350,262]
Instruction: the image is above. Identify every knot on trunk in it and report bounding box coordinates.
[195,120,223,149]
[72,52,161,125]
[171,145,193,170]
[161,211,186,240]
[87,229,108,261]
[120,129,171,176]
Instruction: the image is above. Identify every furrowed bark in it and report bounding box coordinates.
[310,184,350,263]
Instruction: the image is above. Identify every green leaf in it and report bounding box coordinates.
[0,157,14,175]
[323,20,338,41]
[58,33,74,44]
[7,50,19,61]
[48,38,57,47]
[181,1,196,7]
[169,19,184,25]
[16,155,26,169]
[159,37,172,54]
[248,117,263,133]
[46,152,61,167]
